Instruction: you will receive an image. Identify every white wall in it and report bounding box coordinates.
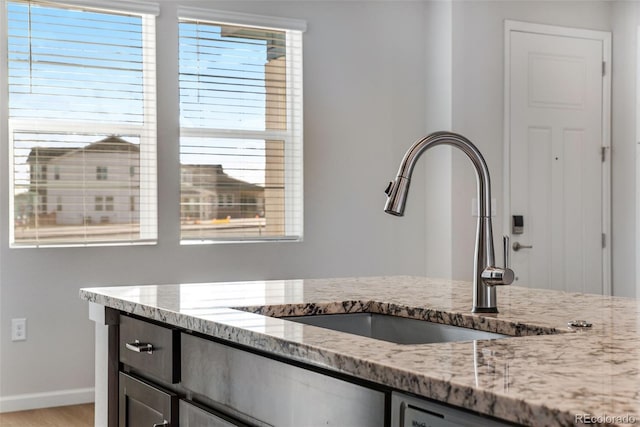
[446,1,640,297]
[611,1,640,298]
[0,1,430,408]
[423,0,454,280]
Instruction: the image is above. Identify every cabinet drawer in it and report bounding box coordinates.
[119,315,179,383]
[180,400,249,427]
[119,372,177,427]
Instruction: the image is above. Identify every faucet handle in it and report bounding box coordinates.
[481,266,515,286]
[482,236,514,286]
[503,235,510,268]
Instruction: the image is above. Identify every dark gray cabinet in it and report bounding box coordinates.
[179,400,248,427]
[112,312,510,427]
[181,332,385,426]
[119,372,177,427]
[119,314,179,384]
[117,313,180,427]
[114,313,385,426]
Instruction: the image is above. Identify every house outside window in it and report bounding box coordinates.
[178,8,305,242]
[7,1,158,247]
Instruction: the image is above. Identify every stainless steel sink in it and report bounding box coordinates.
[284,313,508,345]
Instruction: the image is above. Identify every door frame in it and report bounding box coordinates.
[503,20,612,295]
[636,25,640,296]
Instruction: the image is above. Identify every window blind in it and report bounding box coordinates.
[7,0,157,247]
[178,13,304,243]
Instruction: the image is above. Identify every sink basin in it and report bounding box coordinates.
[283,313,508,345]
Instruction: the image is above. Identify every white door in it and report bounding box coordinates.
[506,22,611,294]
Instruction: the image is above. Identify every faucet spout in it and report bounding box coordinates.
[384,131,514,313]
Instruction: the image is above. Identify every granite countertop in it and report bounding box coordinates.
[80,276,640,426]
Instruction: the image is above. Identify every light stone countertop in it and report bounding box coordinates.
[80,276,640,426]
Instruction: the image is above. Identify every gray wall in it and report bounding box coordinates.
[2,0,640,407]
[0,1,429,405]
[611,1,640,298]
[444,1,640,297]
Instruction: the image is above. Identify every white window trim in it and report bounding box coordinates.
[177,6,307,32]
[38,0,159,16]
[284,29,304,239]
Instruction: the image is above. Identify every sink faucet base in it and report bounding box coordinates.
[472,307,499,314]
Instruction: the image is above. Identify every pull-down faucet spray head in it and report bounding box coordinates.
[384,176,410,216]
[384,131,514,313]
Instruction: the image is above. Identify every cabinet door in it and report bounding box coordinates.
[180,400,249,427]
[119,373,177,427]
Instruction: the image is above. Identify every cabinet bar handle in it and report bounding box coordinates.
[152,422,169,427]
[125,340,154,354]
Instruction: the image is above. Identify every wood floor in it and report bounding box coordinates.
[0,403,94,427]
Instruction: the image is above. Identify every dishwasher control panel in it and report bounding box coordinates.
[391,392,515,427]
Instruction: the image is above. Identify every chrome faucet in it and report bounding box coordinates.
[384,131,514,313]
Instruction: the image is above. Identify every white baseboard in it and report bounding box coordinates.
[0,387,95,413]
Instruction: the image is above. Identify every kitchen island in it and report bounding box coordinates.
[81,276,640,426]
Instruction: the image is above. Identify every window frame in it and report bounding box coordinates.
[5,1,158,248]
[96,166,108,181]
[3,3,304,248]
[177,7,306,244]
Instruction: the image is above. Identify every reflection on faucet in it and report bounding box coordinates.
[473,341,511,392]
[384,131,514,313]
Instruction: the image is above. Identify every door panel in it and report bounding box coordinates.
[509,29,605,294]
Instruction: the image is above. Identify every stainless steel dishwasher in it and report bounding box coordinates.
[391,392,515,427]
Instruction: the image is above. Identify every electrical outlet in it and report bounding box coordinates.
[11,318,27,341]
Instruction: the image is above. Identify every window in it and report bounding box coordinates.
[96,166,108,181]
[178,8,305,242]
[7,0,158,247]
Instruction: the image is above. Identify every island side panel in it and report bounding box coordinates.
[88,303,119,427]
